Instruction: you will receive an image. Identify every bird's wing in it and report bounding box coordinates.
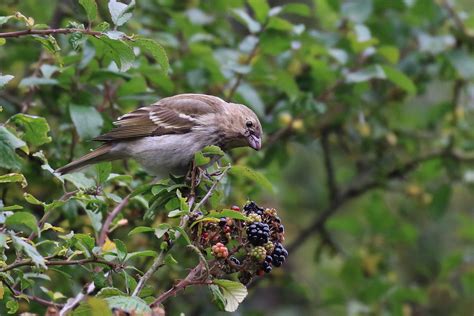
[93,94,226,141]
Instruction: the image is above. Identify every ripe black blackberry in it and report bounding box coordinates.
[244,201,264,216]
[271,243,288,267]
[247,222,270,246]
[262,261,272,273]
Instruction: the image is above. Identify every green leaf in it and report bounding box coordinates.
[85,209,102,233]
[209,284,226,311]
[229,165,273,192]
[24,193,44,205]
[233,9,261,33]
[207,209,250,221]
[74,297,112,316]
[0,126,26,170]
[448,50,474,80]
[164,253,178,265]
[154,223,170,239]
[125,250,157,262]
[79,0,98,22]
[133,37,169,74]
[175,226,192,245]
[105,296,151,314]
[345,65,386,83]
[10,114,52,146]
[0,16,14,26]
[381,65,417,94]
[378,46,400,64]
[5,211,38,235]
[202,145,225,156]
[62,173,96,190]
[114,239,127,261]
[19,76,58,87]
[0,74,14,88]
[10,235,46,269]
[69,104,104,140]
[0,173,27,188]
[108,0,135,26]
[341,0,372,23]
[6,299,19,314]
[96,162,112,184]
[128,226,154,236]
[213,279,248,312]
[93,36,135,72]
[96,287,126,298]
[194,151,211,166]
[267,16,294,31]
[248,0,269,23]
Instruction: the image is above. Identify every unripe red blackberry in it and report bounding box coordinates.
[212,242,229,259]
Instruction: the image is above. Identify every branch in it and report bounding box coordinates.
[288,149,455,253]
[98,194,131,246]
[192,165,230,212]
[321,130,338,201]
[5,282,65,308]
[59,282,96,316]
[0,28,102,39]
[0,257,119,273]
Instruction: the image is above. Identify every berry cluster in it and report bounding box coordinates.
[189,201,288,284]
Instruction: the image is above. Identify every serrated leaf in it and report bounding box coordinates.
[10,234,46,269]
[96,162,111,184]
[128,226,154,236]
[194,151,211,166]
[69,104,104,140]
[213,279,248,312]
[209,284,226,311]
[96,287,126,298]
[229,165,273,192]
[133,37,169,74]
[108,0,135,26]
[5,211,38,235]
[202,145,225,156]
[0,74,14,88]
[93,36,135,72]
[62,172,95,190]
[10,114,52,146]
[207,209,250,221]
[0,173,27,188]
[79,0,98,22]
[105,296,151,314]
[74,297,112,316]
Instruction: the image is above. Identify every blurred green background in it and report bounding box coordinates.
[1,0,474,315]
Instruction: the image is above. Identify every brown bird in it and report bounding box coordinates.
[56,94,262,177]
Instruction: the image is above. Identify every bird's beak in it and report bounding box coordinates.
[247,134,261,151]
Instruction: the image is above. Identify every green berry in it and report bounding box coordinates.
[251,246,267,262]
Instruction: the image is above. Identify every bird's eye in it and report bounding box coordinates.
[246,121,253,128]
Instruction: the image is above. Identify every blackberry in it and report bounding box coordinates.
[247,222,270,246]
[271,243,288,267]
[244,201,264,216]
[219,217,227,227]
[262,261,272,273]
[229,256,241,266]
[278,224,285,233]
[251,246,267,262]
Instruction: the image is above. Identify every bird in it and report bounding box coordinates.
[56,93,262,178]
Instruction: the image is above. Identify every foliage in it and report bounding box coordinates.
[1,0,474,315]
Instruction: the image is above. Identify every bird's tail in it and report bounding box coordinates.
[56,144,115,175]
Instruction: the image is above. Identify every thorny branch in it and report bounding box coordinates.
[98,194,131,246]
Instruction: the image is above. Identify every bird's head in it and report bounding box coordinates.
[219,103,262,151]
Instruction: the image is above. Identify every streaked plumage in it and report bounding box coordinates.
[56,94,262,177]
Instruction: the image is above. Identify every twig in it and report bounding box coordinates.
[0,28,102,39]
[321,130,338,201]
[98,194,131,246]
[59,282,96,316]
[28,190,78,241]
[150,262,211,307]
[4,281,64,308]
[192,165,230,212]
[0,257,118,273]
